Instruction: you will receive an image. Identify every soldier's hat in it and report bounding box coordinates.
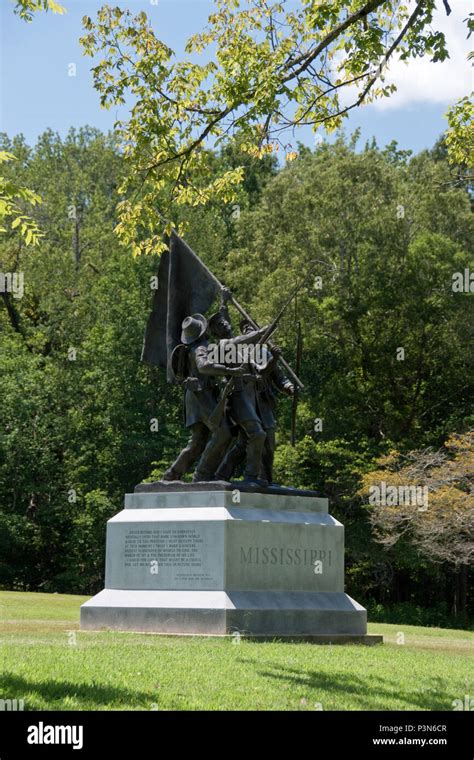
[181,314,207,345]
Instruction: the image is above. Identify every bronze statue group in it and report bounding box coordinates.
[163,289,295,488]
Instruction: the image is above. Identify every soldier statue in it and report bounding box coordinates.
[215,318,295,485]
[207,302,270,488]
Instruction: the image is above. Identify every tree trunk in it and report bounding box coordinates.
[459,564,467,615]
[453,566,461,618]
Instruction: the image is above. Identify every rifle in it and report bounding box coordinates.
[208,377,235,431]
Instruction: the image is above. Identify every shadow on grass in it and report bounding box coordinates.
[238,660,453,710]
[1,660,457,711]
[0,672,178,711]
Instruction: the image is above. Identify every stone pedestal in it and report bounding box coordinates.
[80,489,381,642]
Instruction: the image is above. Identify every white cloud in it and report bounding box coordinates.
[342,0,473,111]
[373,0,472,109]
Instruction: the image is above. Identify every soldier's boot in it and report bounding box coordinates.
[162,468,181,482]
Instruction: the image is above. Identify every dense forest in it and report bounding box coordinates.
[0,127,472,627]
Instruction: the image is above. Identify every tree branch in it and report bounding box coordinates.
[281,0,389,83]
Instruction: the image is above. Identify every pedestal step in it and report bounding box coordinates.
[81,589,367,636]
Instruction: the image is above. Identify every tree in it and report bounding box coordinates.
[0,152,43,245]
[13,0,65,22]
[359,432,474,614]
[445,95,474,173]
[444,12,473,182]
[0,128,170,590]
[80,0,458,255]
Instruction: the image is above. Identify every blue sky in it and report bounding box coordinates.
[1,0,472,155]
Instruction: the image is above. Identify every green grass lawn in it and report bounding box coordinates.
[0,591,472,711]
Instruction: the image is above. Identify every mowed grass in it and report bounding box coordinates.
[0,591,472,711]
